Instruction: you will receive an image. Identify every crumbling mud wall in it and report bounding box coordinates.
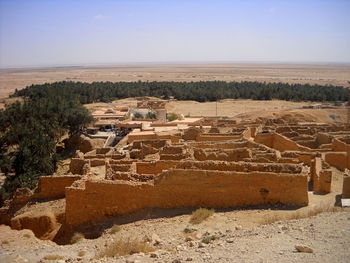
[33,176,81,199]
[189,140,249,149]
[332,138,350,152]
[90,159,106,167]
[242,127,256,139]
[128,132,181,144]
[65,169,308,227]
[254,133,311,152]
[78,135,105,153]
[69,158,90,175]
[136,160,303,175]
[342,174,350,198]
[196,134,242,142]
[11,211,59,240]
[324,152,350,171]
[310,158,332,193]
[193,148,252,162]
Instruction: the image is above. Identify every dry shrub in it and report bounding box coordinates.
[190,208,214,224]
[2,240,9,245]
[201,235,217,244]
[96,238,155,258]
[43,255,65,260]
[261,203,344,225]
[78,251,86,257]
[110,225,121,234]
[70,232,84,244]
[183,227,197,233]
[23,233,31,238]
[260,212,288,225]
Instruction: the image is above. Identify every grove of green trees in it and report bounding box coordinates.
[0,93,92,202]
[13,80,349,103]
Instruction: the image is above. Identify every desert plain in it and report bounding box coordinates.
[1,63,350,98]
[1,63,350,263]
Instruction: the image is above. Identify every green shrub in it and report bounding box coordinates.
[167,112,178,122]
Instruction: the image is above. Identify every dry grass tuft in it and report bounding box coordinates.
[78,251,86,257]
[183,227,197,233]
[261,203,344,225]
[190,208,214,224]
[96,238,155,258]
[201,235,217,244]
[43,255,65,260]
[70,232,85,244]
[110,225,121,234]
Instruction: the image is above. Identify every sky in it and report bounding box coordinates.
[0,0,349,68]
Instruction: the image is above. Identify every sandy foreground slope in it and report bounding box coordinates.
[1,63,350,98]
[0,211,349,263]
[0,167,349,263]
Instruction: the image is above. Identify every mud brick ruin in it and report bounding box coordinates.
[21,117,347,229]
[3,117,350,235]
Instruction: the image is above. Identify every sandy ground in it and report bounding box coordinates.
[1,210,349,263]
[1,63,350,98]
[0,167,348,263]
[167,99,316,118]
[84,97,347,124]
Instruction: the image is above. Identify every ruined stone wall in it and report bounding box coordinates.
[314,170,332,193]
[128,133,181,144]
[160,153,189,160]
[128,133,158,143]
[131,140,169,150]
[84,154,108,159]
[324,152,350,170]
[316,133,332,145]
[33,176,81,199]
[310,158,331,193]
[254,133,311,152]
[65,169,308,226]
[193,148,251,162]
[136,161,178,174]
[69,158,90,175]
[90,159,106,167]
[109,160,136,165]
[136,160,303,175]
[254,133,274,148]
[160,146,184,155]
[242,127,252,139]
[189,140,248,150]
[332,138,350,152]
[196,134,241,142]
[296,139,318,149]
[342,175,350,198]
[272,133,309,151]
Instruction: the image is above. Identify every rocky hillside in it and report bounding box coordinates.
[1,211,349,263]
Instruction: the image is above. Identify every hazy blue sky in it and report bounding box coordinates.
[0,0,349,68]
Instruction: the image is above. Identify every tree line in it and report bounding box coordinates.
[12,80,349,103]
[0,92,92,202]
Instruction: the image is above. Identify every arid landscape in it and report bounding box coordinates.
[1,88,350,262]
[1,63,350,98]
[1,0,350,262]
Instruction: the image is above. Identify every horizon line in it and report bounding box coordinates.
[1,60,350,70]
